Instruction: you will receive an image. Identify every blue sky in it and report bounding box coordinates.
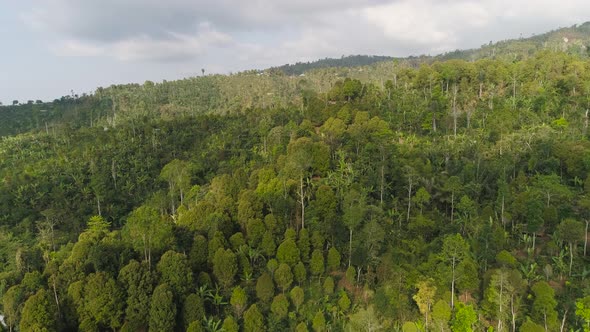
[1,0,590,105]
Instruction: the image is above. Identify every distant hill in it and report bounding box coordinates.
[3,22,590,138]
[436,22,590,62]
[271,55,396,75]
[271,22,590,76]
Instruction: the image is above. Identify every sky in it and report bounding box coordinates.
[1,0,590,105]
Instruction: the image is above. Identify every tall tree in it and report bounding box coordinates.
[442,234,469,308]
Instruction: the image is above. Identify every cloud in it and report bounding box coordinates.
[50,25,233,61]
[19,0,590,66]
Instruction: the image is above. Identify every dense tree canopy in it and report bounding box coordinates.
[2,41,590,331]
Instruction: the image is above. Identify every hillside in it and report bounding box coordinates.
[2,24,590,332]
[270,55,396,75]
[437,22,590,62]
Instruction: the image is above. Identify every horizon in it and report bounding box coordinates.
[2,1,590,105]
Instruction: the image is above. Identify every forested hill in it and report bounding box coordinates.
[270,55,397,75]
[434,22,590,62]
[3,23,590,138]
[270,22,590,76]
[2,48,590,331]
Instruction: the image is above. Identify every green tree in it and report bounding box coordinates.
[531,281,558,332]
[556,218,585,276]
[298,228,311,263]
[323,276,335,295]
[327,247,341,271]
[187,321,204,332]
[2,285,25,332]
[284,137,329,230]
[432,300,451,332]
[413,278,437,329]
[261,231,277,257]
[310,249,325,278]
[576,296,590,332]
[442,234,469,308]
[271,293,290,319]
[123,205,173,267]
[256,272,275,303]
[182,293,205,330]
[519,319,545,332]
[294,261,307,285]
[275,263,294,292]
[212,248,238,289]
[338,291,351,312]
[313,311,327,332]
[157,250,193,299]
[149,284,177,332]
[243,304,265,332]
[290,286,305,312]
[19,289,57,332]
[160,159,191,213]
[450,302,477,332]
[118,260,154,331]
[79,272,124,330]
[222,316,239,332]
[277,238,300,266]
[296,322,309,332]
[230,286,248,318]
[343,186,366,267]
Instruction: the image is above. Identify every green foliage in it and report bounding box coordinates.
[118,260,154,331]
[519,319,545,332]
[4,34,590,332]
[230,286,248,317]
[327,247,341,271]
[310,249,325,277]
[256,272,275,303]
[312,311,326,332]
[19,289,57,332]
[271,293,290,319]
[338,291,351,312]
[277,239,300,266]
[451,302,477,332]
[243,304,265,332]
[73,272,124,330]
[275,263,294,292]
[149,284,177,332]
[212,248,238,289]
[182,293,206,329]
[290,286,305,311]
[157,250,193,298]
[531,281,558,331]
[222,316,239,332]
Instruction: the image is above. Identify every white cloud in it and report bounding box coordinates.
[18,0,590,65]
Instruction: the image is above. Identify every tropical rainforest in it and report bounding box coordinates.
[2,23,590,332]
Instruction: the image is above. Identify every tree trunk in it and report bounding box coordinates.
[511,295,516,332]
[585,220,588,257]
[451,258,456,309]
[406,178,413,224]
[52,278,61,315]
[451,191,455,224]
[432,112,437,132]
[300,176,305,230]
[348,228,353,267]
[544,311,548,332]
[479,83,483,99]
[560,309,568,332]
[452,85,458,137]
[380,151,386,206]
[569,242,574,276]
[96,195,102,216]
[498,274,504,332]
